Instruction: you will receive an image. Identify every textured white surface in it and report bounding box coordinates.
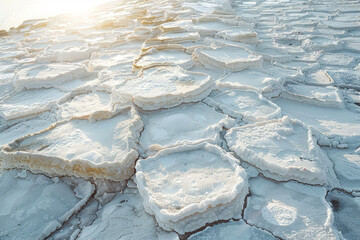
[136,143,248,234]
[225,117,338,185]
[245,177,339,240]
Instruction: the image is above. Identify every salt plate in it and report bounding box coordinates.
[273,98,360,147]
[193,46,262,71]
[304,70,333,86]
[36,40,95,62]
[0,106,143,181]
[325,148,360,191]
[133,47,193,70]
[14,63,89,90]
[318,53,355,67]
[282,83,343,108]
[0,118,52,147]
[88,50,138,72]
[225,117,338,185]
[326,190,360,240]
[322,20,360,29]
[216,69,281,94]
[326,69,360,90]
[113,66,215,110]
[78,180,178,240]
[245,177,340,240]
[204,87,281,122]
[139,102,235,155]
[150,32,201,44]
[302,36,342,51]
[216,26,259,44]
[188,219,276,240]
[0,88,65,121]
[135,143,248,234]
[57,91,112,120]
[0,169,94,240]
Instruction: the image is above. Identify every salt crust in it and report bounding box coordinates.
[281,82,344,108]
[78,180,178,240]
[188,220,276,240]
[193,46,263,71]
[245,177,340,240]
[13,63,89,90]
[133,47,193,70]
[112,66,215,110]
[204,86,281,121]
[0,169,94,240]
[139,102,235,155]
[0,106,143,181]
[225,116,338,185]
[135,142,248,234]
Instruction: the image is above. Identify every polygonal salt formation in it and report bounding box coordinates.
[188,220,276,240]
[133,47,193,70]
[0,88,65,121]
[36,40,95,62]
[13,63,88,90]
[325,148,360,192]
[113,66,215,110]
[0,118,52,147]
[225,117,338,185]
[326,69,360,90]
[88,50,139,72]
[273,98,360,147]
[0,106,143,181]
[0,169,94,240]
[78,180,178,240]
[139,102,235,155]
[304,70,333,86]
[193,46,262,71]
[216,69,282,94]
[216,26,259,44]
[282,83,344,108]
[146,32,201,45]
[135,143,248,234]
[204,87,281,122]
[302,36,342,51]
[245,177,340,240]
[57,91,112,120]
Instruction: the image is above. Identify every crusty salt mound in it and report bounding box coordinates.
[139,102,235,155]
[193,46,263,71]
[225,116,338,185]
[135,143,248,234]
[0,106,142,181]
[204,86,281,121]
[113,66,215,110]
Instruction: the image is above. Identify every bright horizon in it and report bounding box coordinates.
[0,0,113,30]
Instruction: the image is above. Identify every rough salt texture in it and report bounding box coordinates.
[0,107,143,181]
[245,177,340,240]
[0,169,94,240]
[112,66,215,110]
[193,46,263,71]
[0,0,359,238]
[77,180,178,240]
[204,87,281,122]
[135,143,248,234]
[225,117,338,186]
[188,220,276,240]
[139,102,235,155]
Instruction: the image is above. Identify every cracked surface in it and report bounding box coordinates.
[0,0,360,239]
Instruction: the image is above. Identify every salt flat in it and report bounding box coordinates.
[0,0,359,239]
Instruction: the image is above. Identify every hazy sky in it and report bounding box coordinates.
[0,0,113,30]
